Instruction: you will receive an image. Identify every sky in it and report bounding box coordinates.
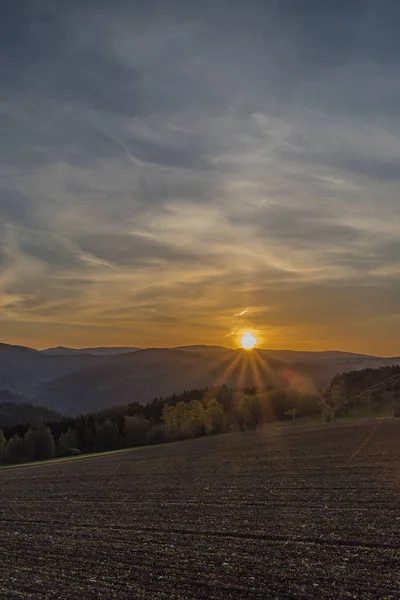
[1,0,400,354]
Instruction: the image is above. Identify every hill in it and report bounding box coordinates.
[34,348,329,414]
[41,346,140,356]
[0,343,110,398]
[1,342,400,416]
[0,402,60,429]
[0,389,31,405]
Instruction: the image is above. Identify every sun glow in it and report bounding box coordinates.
[240,332,257,350]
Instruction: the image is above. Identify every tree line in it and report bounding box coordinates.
[329,365,400,398]
[324,365,400,418]
[4,364,399,466]
[0,386,321,465]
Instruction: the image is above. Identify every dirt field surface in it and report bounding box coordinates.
[1,420,400,599]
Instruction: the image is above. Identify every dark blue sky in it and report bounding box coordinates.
[1,0,400,353]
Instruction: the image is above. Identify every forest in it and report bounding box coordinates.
[2,364,400,466]
[326,365,400,417]
[0,386,320,465]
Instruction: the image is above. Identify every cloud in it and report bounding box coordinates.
[1,0,400,353]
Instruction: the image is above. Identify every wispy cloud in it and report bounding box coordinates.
[1,1,400,353]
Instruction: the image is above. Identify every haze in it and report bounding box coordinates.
[1,0,400,355]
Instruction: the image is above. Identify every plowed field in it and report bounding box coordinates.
[1,420,400,599]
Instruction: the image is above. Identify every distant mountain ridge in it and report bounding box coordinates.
[41,346,141,356]
[34,343,396,362]
[1,342,400,416]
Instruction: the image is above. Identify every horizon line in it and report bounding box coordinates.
[1,340,399,359]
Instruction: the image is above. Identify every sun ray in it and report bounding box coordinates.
[237,351,250,389]
[249,351,264,390]
[210,350,238,373]
[215,351,242,386]
[253,352,292,427]
[253,350,273,380]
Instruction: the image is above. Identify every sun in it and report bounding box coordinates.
[240,333,257,350]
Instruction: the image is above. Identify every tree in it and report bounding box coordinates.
[204,400,225,435]
[161,404,176,438]
[95,419,120,452]
[124,416,151,447]
[36,425,56,460]
[173,401,192,438]
[146,424,166,445]
[238,395,263,429]
[83,425,95,453]
[57,427,79,456]
[186,400,206,438]
[0,430,6,464]
[24,427,37,461]
[161,400,207,440]
[4,434,25,464]
[162,402,190,440]
[24,425,56,461]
